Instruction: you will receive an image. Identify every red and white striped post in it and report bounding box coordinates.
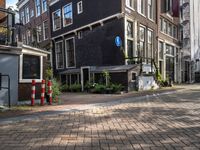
[48,80,52,105]
[31,80,36,106]
[40,80,45,106]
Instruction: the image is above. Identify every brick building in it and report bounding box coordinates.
[49,0,160,91]
[16,0,51,50]
[0,0,5,19]
[157,0,181,83]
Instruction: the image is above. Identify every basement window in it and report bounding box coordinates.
[131,72,137,81]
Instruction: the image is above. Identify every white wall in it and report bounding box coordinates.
[137,76,159,91]
[0,54,19,105]
[190,0,200,62]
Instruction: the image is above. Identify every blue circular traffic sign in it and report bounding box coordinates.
[115,36,122,47]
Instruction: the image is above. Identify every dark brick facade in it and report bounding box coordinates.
[50,0,122,38]
[52,18,125,74]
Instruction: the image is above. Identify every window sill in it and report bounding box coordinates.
[138,12,146,18]
[53,27,61,32]
[63,23,73,28]
[66,66,76,69]
[148,18,155,23]
[160,31,178,40]
[126,6,135,11]
[19,79,42,83]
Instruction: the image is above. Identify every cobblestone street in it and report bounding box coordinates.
[0,85,200,150]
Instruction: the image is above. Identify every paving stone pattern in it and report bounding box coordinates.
[0,89,200,150]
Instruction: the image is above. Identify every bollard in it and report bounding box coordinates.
[31,80,36,106]
[48,80,52,105]
[40,80,45,106]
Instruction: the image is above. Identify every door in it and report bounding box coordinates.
[166,56,175,81]
[81,67,90,91]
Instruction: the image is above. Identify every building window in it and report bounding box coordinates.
[147,29,153,59]
[126,0,134,10]
[168,23,173,36]
[26,30,31,45]
[65,38,75,68]
[166,0,172,13]
[22,34,26,44]
[63,3,73,27]
[77,31,83,39]
[43,21,48,40]
[163,20,167,33]
[52,9,61,31]
[23,55,40,79]
[42,0,47,12]
[139,26,146,59]
[131,72,137,81]
[126,20,134,58]
[148,0,153,20]
[77,1,83,14]
[25,7,30,23]
[35,0,41,16]
[160,18,178,39]
[37,25,42,42]
[166,44,174,56]
[159,41,164,60]
[138,0,145,16]
[173,26,177,39]
[55,41,64,69]
[21,10,25,25]
[160,18,163,31]
[31,9,34,17]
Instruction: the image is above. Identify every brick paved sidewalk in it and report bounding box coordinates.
[0,86,181,120]
[0,87,200,150]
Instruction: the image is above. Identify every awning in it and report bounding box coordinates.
[60,65,140,75]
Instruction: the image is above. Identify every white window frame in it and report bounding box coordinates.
[63,3,73,27]
[147,0,154,21]
[30,9,34,18]
[55,41,64,69]
[65,37,76,68]
[126,0,134,11]
[25,7,30,24]
[147,28,153,59]
[139,25,146,60]
[35,0,41,17]
[42,0,47,13]
[21,10,25,25]
[137,0,146,16]
[26,30,31,45]
[77,31,83,39]
[43,20,48,40]
[19,54,43,83]
[77,1,83,14]
[131,71,137,82]
[37,25,42,43]
[52,9,61,31]
[126,19,135,58]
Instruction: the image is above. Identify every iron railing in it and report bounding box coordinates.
[0,73,11,108]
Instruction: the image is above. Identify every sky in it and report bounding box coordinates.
[6,0,17,9]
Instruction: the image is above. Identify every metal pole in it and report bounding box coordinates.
[11,13,15,46]
[8,75,11,108]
